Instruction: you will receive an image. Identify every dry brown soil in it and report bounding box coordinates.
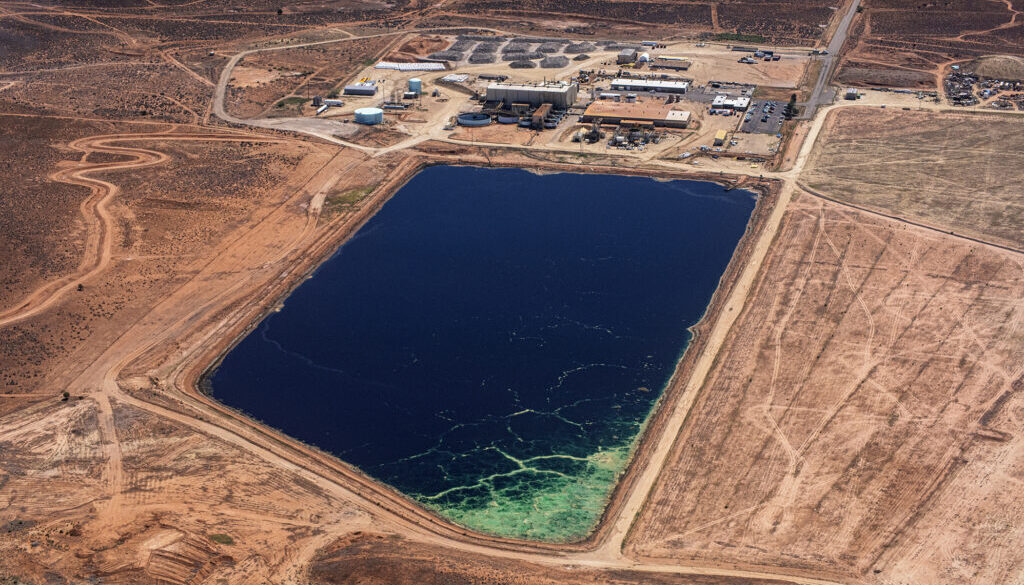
[225,36,397,119]
[802,107,1024,250]
[838,0,1024,89]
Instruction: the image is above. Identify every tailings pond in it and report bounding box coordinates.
[210,166,756,541]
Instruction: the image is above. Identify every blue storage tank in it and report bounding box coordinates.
[408,78,422,94]
[354,107,384,125]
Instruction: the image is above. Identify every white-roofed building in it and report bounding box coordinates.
[610,78,689,94]
[485,81,578,108]
[711,95,751,110]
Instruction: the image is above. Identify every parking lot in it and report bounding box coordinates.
[739,100,785,134]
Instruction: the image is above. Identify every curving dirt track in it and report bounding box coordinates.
[0,130,286,329]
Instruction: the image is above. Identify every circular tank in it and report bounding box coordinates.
[496,114,519,124]
[354,107,384,125]
[408,78,422,94]
[457,112,491,127]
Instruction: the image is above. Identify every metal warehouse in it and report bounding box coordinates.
[485,81,579,108]
[610,78,689,94]
[617,48,638,64]
[344,81,378,96]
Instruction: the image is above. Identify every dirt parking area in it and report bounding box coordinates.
[685,53,809,89]
[625,192,1024,585]
[803,107,1024,250]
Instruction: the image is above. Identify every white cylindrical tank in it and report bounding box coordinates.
[408,78,422,94]
[354,107,384,125]
[638,52,651,62]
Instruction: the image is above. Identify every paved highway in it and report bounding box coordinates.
[799,0,862,119]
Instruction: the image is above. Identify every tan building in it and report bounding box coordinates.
[581,100,691,128]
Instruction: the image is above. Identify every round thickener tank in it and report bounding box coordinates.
[408,78,422,94]
[457,112,491,127]
[354,107,384,125]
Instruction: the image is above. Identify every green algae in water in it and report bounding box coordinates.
[422,443,632,542]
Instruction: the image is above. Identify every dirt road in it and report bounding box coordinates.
[0,130,286,329]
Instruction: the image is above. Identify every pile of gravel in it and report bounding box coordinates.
[468,53,496,64]
[449,39,477,52]
[518,37,566,43]
[509,60,537,68]
[538,42,563,53]
[429,51,464,61]
[564,42,596,54]
[503,52,544,61]
[475,42,500,53]
[540,56,569,68]
[457,34,507,42]
[573,53,591,61]
[503,43,530,54]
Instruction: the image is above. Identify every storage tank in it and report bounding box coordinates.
[638,52,651,62]
[456,112,491,127]
[354,107,384,125]
[408,78,422,94]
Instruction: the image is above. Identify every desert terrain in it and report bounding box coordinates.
[837,0,1024,88]
[1,0,1022,584]
[803,107,1024,250]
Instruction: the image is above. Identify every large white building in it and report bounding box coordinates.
[485,81,579,108]
[609,78,689,94]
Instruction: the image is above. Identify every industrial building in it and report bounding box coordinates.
[485,81,579,108]
[617,48,638,64]
[344,81,378,96]
[711,95,751,110]
[610,78,689,94]
[374,61,446,71]
[713,130,728,146]
[581,100,691,128]
[650,56,691,71]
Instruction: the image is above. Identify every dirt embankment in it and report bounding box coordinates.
[310,533,793,585]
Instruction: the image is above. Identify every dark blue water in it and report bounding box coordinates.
[210,166,755,540]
